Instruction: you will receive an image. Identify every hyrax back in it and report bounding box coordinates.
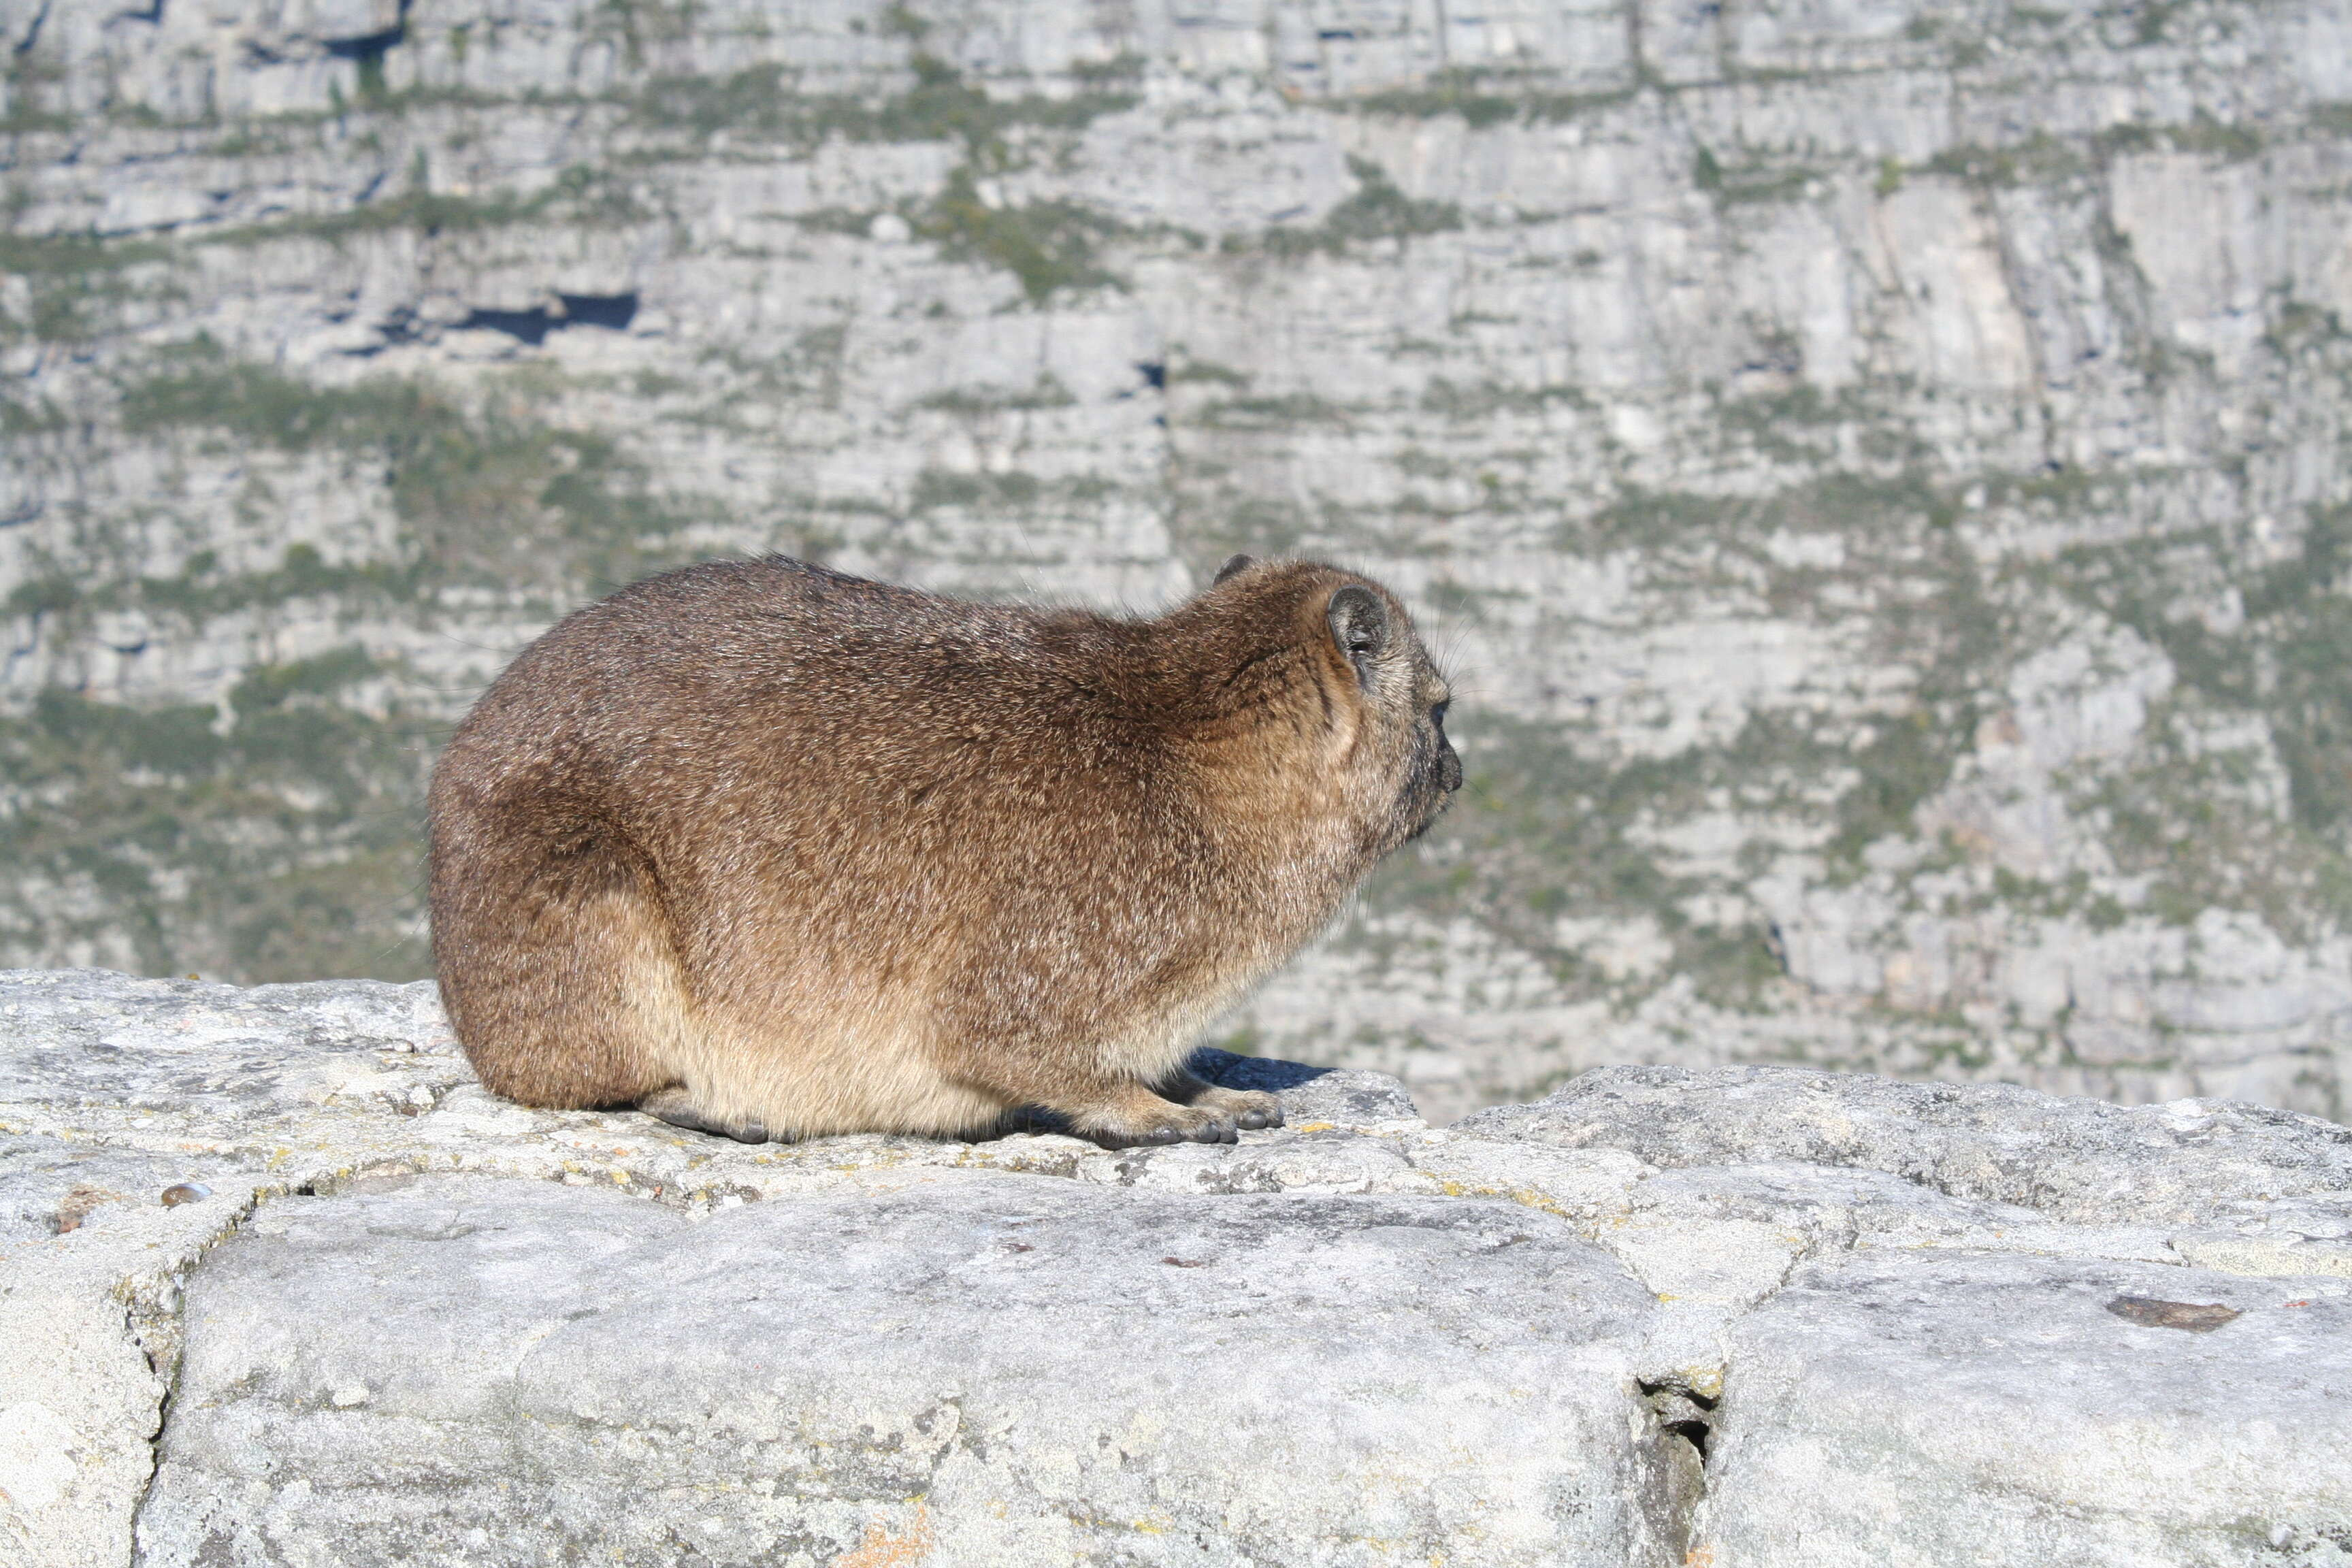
[427,555,1459,1148]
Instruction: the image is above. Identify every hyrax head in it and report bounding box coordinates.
[1211,552,1464,853]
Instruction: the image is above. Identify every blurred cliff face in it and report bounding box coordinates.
[4,0,2351,1122]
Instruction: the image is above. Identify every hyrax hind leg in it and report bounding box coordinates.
[432,810,689,1116]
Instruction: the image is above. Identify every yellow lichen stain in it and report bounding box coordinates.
[836,1503,934,1567]
[1505,1186,1570,1219]
[1433,1178,1569,1220]
[1292,1121,1337,1133]
[1684,1544,1718,1567]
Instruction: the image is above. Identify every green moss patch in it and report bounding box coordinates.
[909,168,1123,304]
[1246,157,1463,258]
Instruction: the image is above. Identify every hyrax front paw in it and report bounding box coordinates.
[1191,1085,1284,1131]
[638,1087,770,1145]
[1076,1096,1240,1150]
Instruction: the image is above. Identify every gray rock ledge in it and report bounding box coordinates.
[2,968,2348,1567]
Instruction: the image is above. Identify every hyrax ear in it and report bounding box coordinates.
[1213,553,1258,585]
[1326,585,1389,689]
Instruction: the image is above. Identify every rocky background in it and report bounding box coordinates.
[5,0,2352,1122]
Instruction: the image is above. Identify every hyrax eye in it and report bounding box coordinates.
[1431,700,1450,726]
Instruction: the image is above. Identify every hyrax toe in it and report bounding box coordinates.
[1193,1085,1284,1131]
[1183,1113,1239,1145]
[1077,1096,1235,1150]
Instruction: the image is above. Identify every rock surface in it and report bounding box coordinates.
[142,1176,1680,1567]
[7,0,2352,1124]
[1462,1062,2352,1230]
[4,968,2351,1565]
[1701,1251,2352,1567]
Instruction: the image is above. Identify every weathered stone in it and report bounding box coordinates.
[7,970,2352,1566]
[1402,1132,1650,1221]
[0,1183,250,1568]
[1,1139,243,1245]
[0,968,1465,1567]
[1460,1063,2352,1225]
[136,1172,1683,1568]
[1693,1250,2352,1567]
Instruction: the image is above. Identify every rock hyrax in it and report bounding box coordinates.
[427,554,1460,1148]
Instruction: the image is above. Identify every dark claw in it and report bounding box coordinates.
[1141,1126,1181,1146]
[1236,1110,1273,1130]
[728,1122,769,1145]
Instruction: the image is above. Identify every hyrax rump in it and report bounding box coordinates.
[427,553,1460,1149]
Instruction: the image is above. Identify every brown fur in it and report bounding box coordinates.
[426,555,1460,1147]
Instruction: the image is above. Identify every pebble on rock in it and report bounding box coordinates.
[2104,1295,2243,1333]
